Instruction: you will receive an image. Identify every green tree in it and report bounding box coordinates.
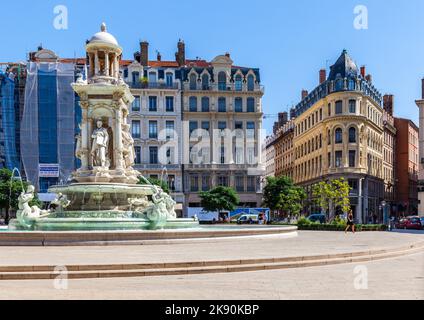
[262,176,306,216]
[199,186,240,213]
[313,178,351,219]
[0,168,42,224]
[138,176,170,194]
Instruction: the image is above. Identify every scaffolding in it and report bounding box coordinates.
[21,62,76,190]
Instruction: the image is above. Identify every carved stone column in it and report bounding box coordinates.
[80,102,89,170]
[105,51,110,76]
[94,52,99,76]
[115,106,124,172]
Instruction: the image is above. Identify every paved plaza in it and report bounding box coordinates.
[0,230,422,300]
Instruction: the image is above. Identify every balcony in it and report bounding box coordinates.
[126,81,180,90]
[183,82,264,93]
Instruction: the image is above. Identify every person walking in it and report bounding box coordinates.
[345,210,355,234]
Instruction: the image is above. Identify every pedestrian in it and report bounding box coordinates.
[345,210,355,234]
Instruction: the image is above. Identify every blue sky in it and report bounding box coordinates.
[1,0,423,134]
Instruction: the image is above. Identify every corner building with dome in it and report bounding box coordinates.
[291,50,388,224]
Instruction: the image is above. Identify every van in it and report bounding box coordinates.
[237,214,259,225]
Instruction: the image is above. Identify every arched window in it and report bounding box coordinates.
[247,74,255,91]
[235,74,243,91]
[348,79,356,91]
[190,74,197,90]
[201,74,209,90]
[349,127,357,143]
[234,97,243,112]
[166,72,173,87]
[335,128,343,144]
[218,72,226,91]
[349,100,356,113]
[335,78,343,91]
[189,96,197,112]
[201,97,210,112]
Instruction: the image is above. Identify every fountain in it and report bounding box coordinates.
[8,23,198,232]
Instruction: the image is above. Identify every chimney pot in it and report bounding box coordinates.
[140,41,149,67]
[301,90,309,100]
[383,94,394,116]
[360,66,366,78]
[319,69,326,84]
[176,40,185,66]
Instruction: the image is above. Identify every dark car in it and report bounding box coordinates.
[420,217,424,230]
[307,214,326,224]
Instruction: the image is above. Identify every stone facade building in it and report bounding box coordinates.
[122,42,184,208]
[415,79,424,216]
[290,50,387,223]
[180,53,264,209]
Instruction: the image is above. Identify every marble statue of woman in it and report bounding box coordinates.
[91,120,109,168]
[122,123,136,169]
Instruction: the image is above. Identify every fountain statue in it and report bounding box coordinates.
[9,23,198,231]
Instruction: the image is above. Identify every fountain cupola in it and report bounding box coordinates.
[86,23,122,83]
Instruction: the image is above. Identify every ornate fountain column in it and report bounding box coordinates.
[114,107,124,172]
[80,102,89,171]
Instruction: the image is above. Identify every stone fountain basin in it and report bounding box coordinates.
[49,183,155,195]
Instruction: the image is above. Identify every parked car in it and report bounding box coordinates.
[307,214,326,224]
[405,217,422,230]
[237,214,259,225]
[420,217,424,230]
[395,218,409,229]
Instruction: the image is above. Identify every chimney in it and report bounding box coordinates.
[140,41,149,67]
[383,95,394,116]
[319,69,326,84]
[301,90,308,100]
[134,51,141,63]
[176,39,185,66]
[365,74,372,83]
[360,66,366,78]
[290,107,296,120]
[157,51,162,61]
[421,78,424,99]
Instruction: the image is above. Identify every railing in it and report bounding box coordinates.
[183,82,264,93]
[126,81,180,90]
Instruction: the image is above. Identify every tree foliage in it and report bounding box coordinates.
[199,187,240,213]
[262,176,306,215]
[313,178,351,217]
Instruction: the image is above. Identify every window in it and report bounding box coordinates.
[165,96,174,112]
[201,121,210,134]
[149,121,158,139]
[247,98,255,112]
[236,176,244,192]
[235,97,243,112]
[328,103,331,116]
[335,79,343,91]
[235,121,243,130]
[166,121,174,140]
[201,74,209,90]
[220,146,225,164]
[335,151,343,168]
[189,97,197,112]
[202,176,210,191]
[149,96,157,112]
[201,97,210,112]
[247,176,256,192]
[328,152,331,168]
[218,176,228,186]
[132,96,140,112]
[247,122,255,139]
[247,75,255,91]
[335,128,343,144]
[190,74,197,90]
[235,74,243,91]
[349,100,356,113]
[168,175,176,191]
[349,127,357,143]
[132,71,139,84]
[148,71,156,84]
[165,72,173,87]
[189,121,198,136]
[348,79,355,91]
[349,150,356,168]
[190,175,199,192]
[131,120,141,139]
[218,72,226,91]
[149,146,158,164]
[218,121,227,131]
[335,100,343,114]
[218,97,226,112]
[134,146,141,164]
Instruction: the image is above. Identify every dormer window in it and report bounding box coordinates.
[247,74,255,91]
[190,73,197,90]
[235,74,243,91]
[218,72,226,91]
[201,74,209,90]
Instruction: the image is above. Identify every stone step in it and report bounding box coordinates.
[0,244,423,280]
